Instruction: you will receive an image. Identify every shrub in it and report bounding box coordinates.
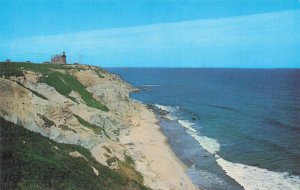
[0,117,149,190]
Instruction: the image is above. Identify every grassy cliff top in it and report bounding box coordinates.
[0,62,109,111]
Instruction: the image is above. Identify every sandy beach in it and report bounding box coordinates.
[121,103,199,190]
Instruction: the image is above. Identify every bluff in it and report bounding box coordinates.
[0,62,149,189]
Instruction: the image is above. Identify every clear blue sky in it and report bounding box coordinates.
[1,0,300,68]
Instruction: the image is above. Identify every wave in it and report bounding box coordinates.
[154,104,179,120]
[165,114,178,120]
[178,120,197,133]
[157,104,300,189]
[187,169,228,189]
[177,119,300,189]
[178,120,220,154]
[154,104,179,113]
[217,158,300,190]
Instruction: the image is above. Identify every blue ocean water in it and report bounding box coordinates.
[107,68,300,190]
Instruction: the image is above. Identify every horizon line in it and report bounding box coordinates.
[105,66,300,69]
[1,61,299,69]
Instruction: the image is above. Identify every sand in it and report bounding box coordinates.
[121,103,199,190]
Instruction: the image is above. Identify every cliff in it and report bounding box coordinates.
[0,62,148,189]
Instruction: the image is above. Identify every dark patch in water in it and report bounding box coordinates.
[263,118,300,133]
[202,103,241,113]
[284,107,300,112]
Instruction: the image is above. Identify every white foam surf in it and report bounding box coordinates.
[154,104,179,113]
[177,118,300,189]
[156,105,300,189]
[217,158,300,190]
[154,104,179,120]
[178,120,197,133]
[165,114,178,120]
[187,169,229,188]
[178,120,220,154]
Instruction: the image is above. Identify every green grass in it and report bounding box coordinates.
[106,156,143,185]
[74,114,108,137]
[40,72,108,111]
[0,62,73,76]
[0,62,108,111]
[0,117,149,190]
[0,62,25,77]
[106,157,118,166]
[124,154,135,167]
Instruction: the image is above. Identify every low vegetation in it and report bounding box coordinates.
[95,69,105,78]
[106,156,143,185]
[37,113,56,128]
[0,62,30,77]
[103,146,112,154]
[74,114,108,137]
[2,61,82,72]
[0,117,149,190]
[0,62,109,111]
[58,124,77,133]
[124,153,135,167]
[0,62,71,77]
[40,71,108,111]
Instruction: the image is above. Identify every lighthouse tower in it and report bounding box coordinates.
[62,52,67,64]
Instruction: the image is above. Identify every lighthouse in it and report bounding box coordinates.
[51,52,67,64]
[62,52,67,64]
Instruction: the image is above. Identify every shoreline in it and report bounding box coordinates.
[0,63,199,189]
[120,102,199,190]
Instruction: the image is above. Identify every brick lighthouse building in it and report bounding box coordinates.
[51,52,67,64]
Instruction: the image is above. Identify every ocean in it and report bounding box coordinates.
[107,68,300,190]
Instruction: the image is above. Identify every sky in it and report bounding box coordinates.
[0,0,300,68]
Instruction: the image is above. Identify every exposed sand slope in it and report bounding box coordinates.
[121,103,198,190]
[0,64,198,190]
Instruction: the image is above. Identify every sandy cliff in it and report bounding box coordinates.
[0,63,197,190]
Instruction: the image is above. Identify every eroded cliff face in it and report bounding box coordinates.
[0,63,140,168]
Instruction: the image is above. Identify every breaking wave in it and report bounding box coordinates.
[154,104,179,113]
[154,104,179,120]
[217,158,300,190]
[154,104,300,190]
[178,119,220,154]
